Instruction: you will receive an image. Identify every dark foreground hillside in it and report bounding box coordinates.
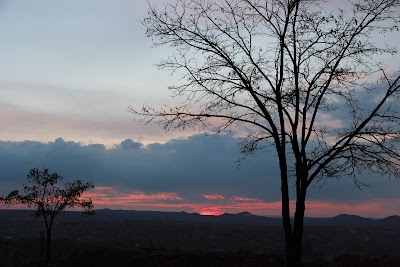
[2,240,400,267]
[0,209,399,266]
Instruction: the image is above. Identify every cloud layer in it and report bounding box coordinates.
[0,134,399,217]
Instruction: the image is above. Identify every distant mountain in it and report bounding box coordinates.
[92,209,270,224]
[305,214,400,229]
[90,210,400,229]
[220,211,256,217]
[378,215,400,228]
[222,211,257,218]
[380,215,400,222]
[217,211,276,224]
[0,209,398,229]
[330,214,376,226]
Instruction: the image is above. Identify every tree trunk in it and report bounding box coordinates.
[46,227,52,264]
[278,146,307,267]
[279,155,295,266]
[292,191,306,266]
[283,174,307,266]
[284,197,306,267]
[281,177,294,266]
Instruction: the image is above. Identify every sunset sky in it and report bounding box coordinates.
[0,0,399,218]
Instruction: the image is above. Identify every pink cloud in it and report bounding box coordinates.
[124,192,183,202]
[203,194,225,200]
[95,186,115,191]
[84,187,183,206]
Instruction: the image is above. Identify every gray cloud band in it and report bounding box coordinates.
[0,134,398,205]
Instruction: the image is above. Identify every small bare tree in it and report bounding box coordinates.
[1,168,94,265]
[131,0,400,266]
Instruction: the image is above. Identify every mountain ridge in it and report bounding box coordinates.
[93,208,399,220]
[0,209,398,229]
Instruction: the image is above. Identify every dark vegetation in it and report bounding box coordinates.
[0,168,94,265]
[0,209,399,266]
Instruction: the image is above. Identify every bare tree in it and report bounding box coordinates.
[131,0,400,266]
[1,168,94,265]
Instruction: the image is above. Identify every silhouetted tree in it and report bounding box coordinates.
[131,0,400,266]
[1,168,94,265]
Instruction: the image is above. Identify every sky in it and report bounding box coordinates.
[0,0,399,218]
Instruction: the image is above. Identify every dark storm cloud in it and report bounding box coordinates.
[0,135,280,202]
[0,134,398,203]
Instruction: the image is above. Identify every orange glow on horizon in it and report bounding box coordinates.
[199,210,222,216]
